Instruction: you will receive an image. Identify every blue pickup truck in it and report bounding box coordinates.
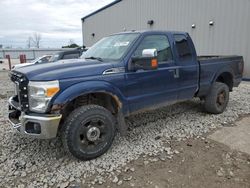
[8,30,244,160]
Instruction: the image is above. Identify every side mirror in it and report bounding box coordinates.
[131,49,158,71]
[142,49,157,57]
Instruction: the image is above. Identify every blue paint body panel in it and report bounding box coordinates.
[16,31,244,116]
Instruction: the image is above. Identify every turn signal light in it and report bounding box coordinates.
[151,59,158,69]
[46,87,60,97]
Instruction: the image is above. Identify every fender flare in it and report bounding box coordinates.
[52,80,126,110]
[212,66,234,85]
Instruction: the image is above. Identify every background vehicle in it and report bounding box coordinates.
[8,30,244,160]
[12,55,52,69]
[49,48,86,62]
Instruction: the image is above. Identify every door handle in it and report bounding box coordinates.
[169,68,179,78]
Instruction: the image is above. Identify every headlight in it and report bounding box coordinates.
[28,80,60,113]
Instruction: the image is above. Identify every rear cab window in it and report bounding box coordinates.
[174,34,193,61]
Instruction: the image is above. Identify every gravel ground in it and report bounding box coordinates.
[100,138,250,188]
[0,76,250,188]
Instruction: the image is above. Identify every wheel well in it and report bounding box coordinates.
[216,72,233,91]
[61,92,121,118]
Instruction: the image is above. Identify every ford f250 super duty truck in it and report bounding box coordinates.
[8,31,244,160]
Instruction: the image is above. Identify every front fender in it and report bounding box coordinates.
[53,81,127,109]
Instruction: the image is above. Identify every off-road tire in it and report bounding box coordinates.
[204,82,229,114]
[61,105,116,160]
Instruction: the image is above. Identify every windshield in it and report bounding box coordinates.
[49,53,60,62]
[82,33,140,61]
[30,57,41,63]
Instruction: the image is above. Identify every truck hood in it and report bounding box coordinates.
[15,59,115,81]
[13,62,35,70]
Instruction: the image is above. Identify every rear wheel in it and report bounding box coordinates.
[61,105,116,160]
[204,82,229,114]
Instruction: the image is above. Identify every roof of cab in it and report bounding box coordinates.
[111,30,188,35]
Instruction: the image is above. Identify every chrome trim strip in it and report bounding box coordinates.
[23,114,62,121]
[8,118,21,128]
[8,96,21,111]
[103,67,125,75]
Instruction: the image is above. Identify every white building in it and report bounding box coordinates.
[82,0,250,78]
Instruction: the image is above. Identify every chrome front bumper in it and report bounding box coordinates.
[8,96,62,139]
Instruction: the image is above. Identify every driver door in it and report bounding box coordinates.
[125,34,178,113]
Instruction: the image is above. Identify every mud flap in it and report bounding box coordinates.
[117,110,127,136]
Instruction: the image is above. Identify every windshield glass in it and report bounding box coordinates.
[82,33,140,61]
[30,57,40,63]
[49,54,60,62]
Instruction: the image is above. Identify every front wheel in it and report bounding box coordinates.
[61,105,116,160]
[204,82,229,114]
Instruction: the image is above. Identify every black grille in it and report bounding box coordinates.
[9,71,24,83]
[9,71,29,112]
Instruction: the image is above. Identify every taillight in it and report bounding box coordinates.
[238,60,244,74]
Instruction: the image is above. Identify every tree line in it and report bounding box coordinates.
[27,33,80,49]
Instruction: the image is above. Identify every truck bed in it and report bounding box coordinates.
[197,55,243,97]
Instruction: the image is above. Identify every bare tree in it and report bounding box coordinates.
[31,33,42,48]
[68,39,75,45]
[27,36,32,48]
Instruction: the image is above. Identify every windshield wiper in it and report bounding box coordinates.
[85,56,103,62]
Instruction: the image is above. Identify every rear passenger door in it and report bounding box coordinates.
[173,34,199,100]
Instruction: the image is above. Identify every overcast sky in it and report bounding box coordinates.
[0,0,113,48]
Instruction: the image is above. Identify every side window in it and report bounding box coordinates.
[40,57,49,63]
[174,35,192,60]
[134,35,173,63]
[63,53,80,59]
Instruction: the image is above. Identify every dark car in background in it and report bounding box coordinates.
[49,48,86,62]
[11,48,87,70]
[12,55,52,70]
